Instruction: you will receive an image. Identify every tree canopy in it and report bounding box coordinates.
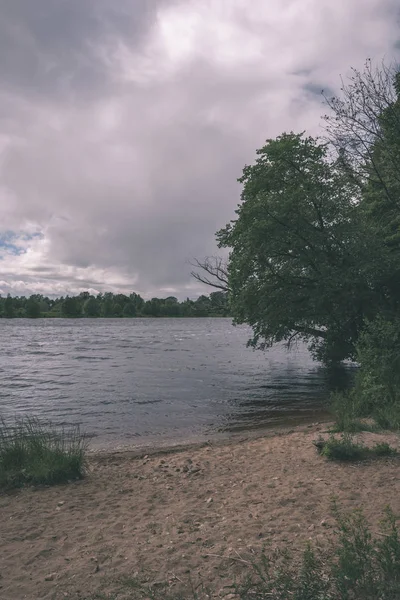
[0,291,229,319]
[213,60,400,365]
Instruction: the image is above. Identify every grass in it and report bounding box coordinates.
[315,433,397,462]
[0,416,88,490]
[329,389,400,434]
[373,442,398,457]
[320,434,367,461]
[85,506,400,600]
[373,404,400,431]
[237,505,400,600]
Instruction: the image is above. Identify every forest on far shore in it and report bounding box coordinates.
[0,290,229,319]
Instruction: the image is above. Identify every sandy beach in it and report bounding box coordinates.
[1,423,399,599]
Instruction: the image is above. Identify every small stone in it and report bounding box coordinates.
[57,501,64,507]
[45,573,56,582]
[308,524,315,531]
[320,519,328,527]
[206,497,213,504]
[143,455,149,459]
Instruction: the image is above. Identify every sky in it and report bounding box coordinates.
[0,0,399,299]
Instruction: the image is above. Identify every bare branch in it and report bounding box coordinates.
[190,256,229,292]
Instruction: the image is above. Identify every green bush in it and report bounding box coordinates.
[0,416,88,490]
[352,316,400,431]
[329,316,400,433]
[330,391,378,433]
[373,404,400,431]
[321,434,366,461]
[237,506,400,600]
[373,442,397,457]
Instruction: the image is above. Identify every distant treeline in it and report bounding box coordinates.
[0,291,229,318]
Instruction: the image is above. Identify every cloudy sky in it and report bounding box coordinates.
[0,0,399,299]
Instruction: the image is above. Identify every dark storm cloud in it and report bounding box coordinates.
[0,0,399,298]
[0,0,165,100]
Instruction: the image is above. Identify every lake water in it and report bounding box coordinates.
[0,318,350,449]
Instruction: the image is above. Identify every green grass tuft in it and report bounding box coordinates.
[321,434,367,461]
[373,442,397,457]
[0,416,88,491]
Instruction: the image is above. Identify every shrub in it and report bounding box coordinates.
[328,317,400,433]
[0,416,88,490]
[237,506,400,600]
[330,391,378,433]
[373,404,400,431]
[321,434,366,461]
[373,442,397,457]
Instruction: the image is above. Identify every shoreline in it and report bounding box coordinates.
[2,422,399,599]
[87,410,332,456]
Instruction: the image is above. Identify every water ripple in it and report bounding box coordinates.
[0,318,354,448]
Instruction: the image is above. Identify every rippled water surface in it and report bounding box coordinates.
[0,319,347,448]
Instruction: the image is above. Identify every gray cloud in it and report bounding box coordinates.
[0,0,399,298]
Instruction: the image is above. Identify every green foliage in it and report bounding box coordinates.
[26,296,41,318]
[84,296,101,317]
[215,61,400,366]
[329,316,400,432]
[217,132,384,364]
[373,442,397,457]
[4,294,14,318]
[0,416,88,490]
[237,506,400,600]
[0,291,229,319]
[355,315,400,413]
[61,295,81,318]
[321,434,367,461]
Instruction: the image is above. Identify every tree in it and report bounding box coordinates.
[217,132,388,363]
[102,293,114,317]
[210,61,400,365]
[130,292,144,313]
[4,294,14,318]
[123,302,136,317]
[26,296,41,318]
[112,302,123,317]
[61,296,81,318]
[83,296,100,317]
[209,291,229,315]
[163,296,180,317]
[323,60,400,210]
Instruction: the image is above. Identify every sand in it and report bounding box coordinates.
[1,423,399,599]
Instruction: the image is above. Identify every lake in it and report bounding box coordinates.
[0,318,350,449]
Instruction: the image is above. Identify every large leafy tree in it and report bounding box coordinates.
[217,132,390,363]
[213,62,400,365]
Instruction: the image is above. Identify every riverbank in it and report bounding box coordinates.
[1,423,399,599]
